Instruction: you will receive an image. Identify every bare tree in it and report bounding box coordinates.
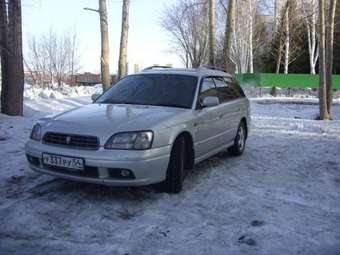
[223,0,236,72]
[0,0,8,113]
[84,1,111,90]
[118,0,130,80]
[26,29,81,86]
[161,0,209,68]
[318,0,329,119]
[230,0,251,73]
[232,0,258,73]
[67,31,78,77]
[273,0,280,33]
[99,0,110,90]
[248,0,254,73]
[283,1,290,74]
[301,0,319,74]
[219,0,265,73]
[317,0,337,119]
[325,0,337,118]
[271,0,305,73]
[208,0,216,66]
[26,36,50,84]
[0,0,24,116]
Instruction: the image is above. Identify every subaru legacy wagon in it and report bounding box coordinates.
[25,66,250,193]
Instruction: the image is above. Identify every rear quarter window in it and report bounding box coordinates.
[214,77,241,103]
[224,77,246,98]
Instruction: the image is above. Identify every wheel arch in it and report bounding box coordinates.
[171,131,195,170]
[240,117,248,139]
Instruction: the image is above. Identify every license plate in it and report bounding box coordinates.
[42,153,84,171]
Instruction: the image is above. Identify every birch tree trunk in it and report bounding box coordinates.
[99,0,111,90]
[325,0,337,118]
[318,0,329,120]
[3,0,24,116]
[118,0,130,80]
[0,0,8,113]
[248,0,254,73]
[302,0,318,74]
[224,0,236,73]
[208,0,216,66]
[284,2,290,74]
[310,0,318,75]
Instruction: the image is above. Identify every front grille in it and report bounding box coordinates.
[43,132,99,150]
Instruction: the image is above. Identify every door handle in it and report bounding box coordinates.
[219,114,224,119]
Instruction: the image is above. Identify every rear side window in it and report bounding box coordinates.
[227,78,246,98]
[214,77,239,103]
[199,78,218,103]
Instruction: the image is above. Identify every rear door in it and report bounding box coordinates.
[213,77,244,143]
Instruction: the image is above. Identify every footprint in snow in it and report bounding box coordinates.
[251,220,264,227]
[238,235,256,246]
[7,175,25,184]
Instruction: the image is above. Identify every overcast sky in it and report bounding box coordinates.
[22,0,182,74]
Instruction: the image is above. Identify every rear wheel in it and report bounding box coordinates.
[228,121,246,156]
[161,136,185,193]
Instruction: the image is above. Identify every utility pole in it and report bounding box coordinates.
[84,0,111,91]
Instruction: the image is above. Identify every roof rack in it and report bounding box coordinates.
[200,65,227,73]
[142,65,172,71]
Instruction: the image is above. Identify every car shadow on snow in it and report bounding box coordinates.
[29,178,157,202]
[23,151,235,205]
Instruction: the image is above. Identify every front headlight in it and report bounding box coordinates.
[30,123,42,141]
[104,131,153,150]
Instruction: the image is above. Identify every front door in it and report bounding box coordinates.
[195,77,226,158]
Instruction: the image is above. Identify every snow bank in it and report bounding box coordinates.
[24,84,103,100]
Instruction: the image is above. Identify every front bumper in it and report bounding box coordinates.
[25,140,171,186]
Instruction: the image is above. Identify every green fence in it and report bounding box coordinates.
[236,73,340,89]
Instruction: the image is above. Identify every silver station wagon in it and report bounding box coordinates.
[25,66,250,193]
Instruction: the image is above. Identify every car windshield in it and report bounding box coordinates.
[96,74,198,109]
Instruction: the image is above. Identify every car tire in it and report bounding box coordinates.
[228,121,246,156]
[161,136,185,194]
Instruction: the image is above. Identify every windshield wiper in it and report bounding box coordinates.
[99,101,187,108]
[102,101,135,105]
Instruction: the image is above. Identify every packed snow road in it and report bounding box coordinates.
[0,97,340,255]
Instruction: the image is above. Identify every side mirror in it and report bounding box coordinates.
[91,93,101,102]
[201,96,219,108]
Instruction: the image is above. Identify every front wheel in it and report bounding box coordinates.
[228,121,247,156]
[160,137,185,193]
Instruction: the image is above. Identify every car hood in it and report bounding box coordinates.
[42,103,187,144]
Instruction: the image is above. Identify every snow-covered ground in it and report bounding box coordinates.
[0,90,340,255]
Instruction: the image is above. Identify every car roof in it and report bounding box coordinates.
[138,67,233,78]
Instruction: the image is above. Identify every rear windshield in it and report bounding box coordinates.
[96,74,198,109]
